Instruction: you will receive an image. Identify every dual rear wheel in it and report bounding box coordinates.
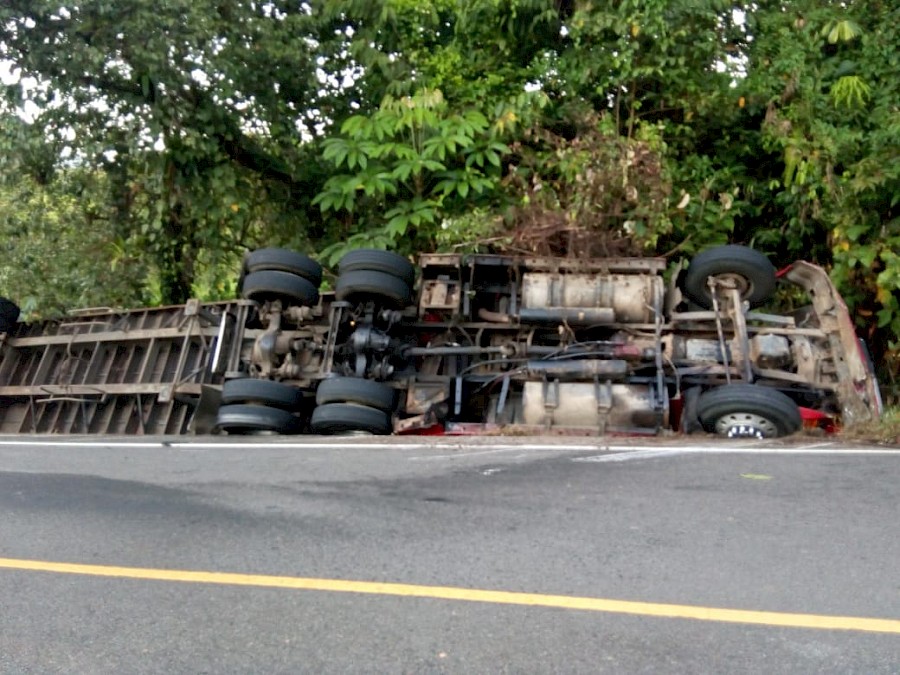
[240,248,322,307]
[310,377,396,435]
[239,247,416,310]
[334,249,416,309]
[214,379,306,434]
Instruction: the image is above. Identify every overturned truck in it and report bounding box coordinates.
[0,245,883,438]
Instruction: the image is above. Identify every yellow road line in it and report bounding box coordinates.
[1,556,898,634]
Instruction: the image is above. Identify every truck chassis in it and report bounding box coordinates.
[0,246,882,437]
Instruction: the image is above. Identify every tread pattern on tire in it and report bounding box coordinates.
[221,379,305,410]
[241,270,320,307]
[338,249,416,287]
[310,402,392,435]
[696,383,802,438]
[214,403,301,434]
[0,297,20,334]
[334,269,412,308]
[244,248,323,286]
[682,245,776,309]
[315,377,396,412]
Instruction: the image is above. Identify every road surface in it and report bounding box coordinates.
[1,436,899,673]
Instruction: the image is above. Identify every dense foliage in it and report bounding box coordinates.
[0,0,897,394]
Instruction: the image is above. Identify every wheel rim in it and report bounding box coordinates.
[714,412,777,438]
[710,272,753,300]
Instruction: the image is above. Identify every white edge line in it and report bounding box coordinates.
[573,449,690,463]
[0,439,604,452]
[573,446,900,461]
[0,439,896,456]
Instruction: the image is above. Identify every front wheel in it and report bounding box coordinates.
[681,245,776,309]
[696,384,802,438]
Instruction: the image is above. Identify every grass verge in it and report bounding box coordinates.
[840,406,900,446]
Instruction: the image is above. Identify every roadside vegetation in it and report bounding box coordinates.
[0,0,897,405]
[840,406,900,445]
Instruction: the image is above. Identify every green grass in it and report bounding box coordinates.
[840,406,900,446]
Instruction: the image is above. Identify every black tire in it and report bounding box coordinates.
[241,270,320,307]
[334,269,412,309]
[338,249,416,288]
[214,404,302,434]
[681,245,776,309]
[0,297,20,334]
[697,384,802,438]
[221,379,305,411]
[244,248,323,287]
[310,402,392,435]
[316,377,396,413]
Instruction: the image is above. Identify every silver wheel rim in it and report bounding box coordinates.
[714,412,777,438]
[711,273,753,299]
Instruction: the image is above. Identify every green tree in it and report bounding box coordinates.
[1,0,898,390]
[0,117,148,314]
[730,0,900,381]
[312,88,539,261]
[0,0,330,303]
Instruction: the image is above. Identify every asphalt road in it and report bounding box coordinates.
[1,436,899,674]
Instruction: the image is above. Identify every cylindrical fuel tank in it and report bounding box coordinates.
[521,381,665,432]
[524,359,628,380]
[520,273,663,323]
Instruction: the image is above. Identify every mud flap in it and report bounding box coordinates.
[678,386,703,434]
[190,385,223,434]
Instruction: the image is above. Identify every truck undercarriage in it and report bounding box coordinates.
[0,246,882,437]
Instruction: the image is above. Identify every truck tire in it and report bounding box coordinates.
[244,248,323,287]
[0,297,20,334]
[214,404,302,434]
[315,377,396,413]
[310,402,392,435]
[338,249,416,287]
[681,245,776,309]
[334,269,412,309]
[697,384,802,438]
[241,270,319,307]
[221,379,305,411]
